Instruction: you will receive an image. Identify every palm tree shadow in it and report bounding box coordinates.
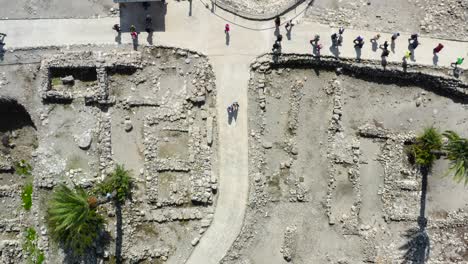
[115,201,123,264]
[63,230,111,264]
[399,227,430,264]
[399,167,430,264]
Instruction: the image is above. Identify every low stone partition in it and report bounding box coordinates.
[252,54,468,100]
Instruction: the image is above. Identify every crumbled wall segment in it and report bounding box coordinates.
[222,54,468,264]
[0,46,217,263]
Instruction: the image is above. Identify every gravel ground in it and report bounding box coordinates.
[0,0,116,19]
[306,0,468,41]
[222,62,468,263]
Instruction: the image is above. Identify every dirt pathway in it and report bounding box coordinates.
[184,55,251,264]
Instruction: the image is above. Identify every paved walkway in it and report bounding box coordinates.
[0,1,467,264]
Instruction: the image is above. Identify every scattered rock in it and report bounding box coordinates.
[124,120,133,132]
[78,132,92,150]
[61,75,74,85]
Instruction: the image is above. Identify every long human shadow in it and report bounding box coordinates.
[399,166,430,263]
[115,201,123,264]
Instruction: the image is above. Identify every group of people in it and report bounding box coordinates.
[308,28,464,69]
[227,102,240,123]
[272,17,294,54]
[112,14,153,40]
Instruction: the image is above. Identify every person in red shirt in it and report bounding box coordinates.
[433,43,444,54]
[225,24,230,34]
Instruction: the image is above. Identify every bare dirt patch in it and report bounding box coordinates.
[0,45,217,263]
[223,58,468,263]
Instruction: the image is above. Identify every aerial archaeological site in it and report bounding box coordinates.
[0,0,467,263]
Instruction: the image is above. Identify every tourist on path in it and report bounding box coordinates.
[275,16,281,27]
[0,33,6,45]
[433,43,444,54]
[145,15,153,33]
[338,27,345,35]
[312,34,320,44]
[276,34,283,43]
[408,33,419,49]
[404,51,412,60]
[331,33,338,46]
[112,24,121,33]
[370,34,381,42]
[353,36,364,48]
[272,42,281,53]
[390,32,399,53]
[380,41,389,50]
[381,48,390,58]
[285,20,294,40]
[451,57,464,68]
[285,20,294,31]
[337,27,344,46]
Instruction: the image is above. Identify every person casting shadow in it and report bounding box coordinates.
[112,24,121,44]
[232,102,239,121]
[225,24,230,46]
[147,32,153,45]
[432,54,438,66]
[285,20,293,40]
[274,16,281,37]
[227,105,233,125]
[131,32,139,51]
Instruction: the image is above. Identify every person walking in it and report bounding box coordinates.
[353,36,364,48]
[145,15,153,33]
[112,24,121,33]
[312,34,320,44]
[276,34,283,43]
[232,102,239,112]
[381,48,390,58]
[380,41,389,50]
[285,20,294,31]
[370,34,381,42]
[272,42,281,53]
[391,32,400,41]
[433,43,444,54]
[275,16,281,28]
[404,51,412,60]
[0,33,6,45]
[331,33,338,46]
[408,33,419,49]
[451,57,464,68]
[409,33,418,42]
[338,27,345,35]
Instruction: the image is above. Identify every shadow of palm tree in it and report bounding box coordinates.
[115,201,123,264]
[399,167,430,264]
[63,230,111,264]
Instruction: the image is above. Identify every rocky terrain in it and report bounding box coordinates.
[307,0,468,41]
[0,45,218,263]
[221,55,468,263]
[0,0,117,19]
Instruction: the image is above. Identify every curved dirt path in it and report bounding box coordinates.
[185,56,251,264]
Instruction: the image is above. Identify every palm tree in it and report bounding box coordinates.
[412,126,443,168]
[95,164,132,264]
[47,185,104,255]
[443,130,468,184]
[96,164,132,203]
